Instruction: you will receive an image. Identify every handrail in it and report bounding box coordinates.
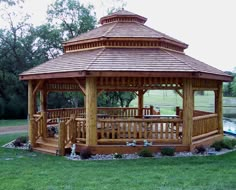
[97,118,182,123]
[193,113,217,121]
[97,117,183,144]
[33,113,44,141]
[192,113,218,138]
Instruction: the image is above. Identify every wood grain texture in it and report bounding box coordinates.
[28,80,36,146]
[85,77,97,145]
[182,79,193,145]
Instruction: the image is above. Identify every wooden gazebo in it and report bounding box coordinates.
[20,10,232,155]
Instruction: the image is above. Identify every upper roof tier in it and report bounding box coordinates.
[63,9,188,52]
[20,9,232,82]
[99,9,147,25]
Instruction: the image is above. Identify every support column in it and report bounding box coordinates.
[86,77,97,146]
[28,80,35,147]
[40,87,47,138]
[182,79,193,145]
[215,82,223,134]
[138,90,144,118]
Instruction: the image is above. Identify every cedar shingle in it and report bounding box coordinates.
[20,48,227,77]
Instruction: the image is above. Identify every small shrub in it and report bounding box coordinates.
[231,139,236,147]
[80,147,92,159]
[13,136,28,147]
[161,147,175,156]
[221,138,233,149]
[19,136,28,143]
[138,148,153,157]
[195,145,206,154]
[211,141,222,151]
[113,153,123,159]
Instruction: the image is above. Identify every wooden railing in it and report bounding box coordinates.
[33,114,44,141]
[41,106,158,123]
[193,110,213,117]
[177,109,213,119]
[76,118,86,144]
[58,115,76,155]
[97,106,158,118]
[96,118,183,144]
[46,108,85,124]
[192,114,218,141]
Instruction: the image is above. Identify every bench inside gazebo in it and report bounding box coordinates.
[19,9,232,155]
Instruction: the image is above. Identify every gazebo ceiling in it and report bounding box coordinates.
[20,9,232,82]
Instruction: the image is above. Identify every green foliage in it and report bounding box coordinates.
[98,91,137,107]
[2,134,236,189]
[0,0,97,118]
[211,141,223,151]
[13,136,28,147]
[161,147,175,156]
[47,0,96,39]
[222,138,234,149]
[211,138,235,151]
[232,76,236,97]
[138,148,153,157]
[223,71,236,97]
[113,153,123,159]
[231,138,236,147]
[64,92,85,107]
[195,145,206,154]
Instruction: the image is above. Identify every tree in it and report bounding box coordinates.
[223,71,235,97]
[47,0,96,40]
[0,2,36,118]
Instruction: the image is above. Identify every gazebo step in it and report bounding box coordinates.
[37,137,58,144]
[36,141,58,150]
[33,147,58,155]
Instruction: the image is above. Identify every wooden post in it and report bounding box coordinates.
[176,106,180,116]
[40,88,47,138]
[182,79,193,145]
[150,105,154,115]
[215,83,223,134]
[138,90,144,117]
[70,114,77,143]
[58,122,65,156]
[86,77,97,146]
[28,80,36,147]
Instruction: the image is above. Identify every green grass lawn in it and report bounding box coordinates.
[0,119,27,127]
[0,134,236,190]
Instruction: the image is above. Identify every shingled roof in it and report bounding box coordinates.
[20,9,232,81]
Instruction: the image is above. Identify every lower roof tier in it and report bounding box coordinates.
[20,48,232,81]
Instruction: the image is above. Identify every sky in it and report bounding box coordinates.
[4,0,236,72]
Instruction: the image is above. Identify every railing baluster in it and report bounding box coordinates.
[144,122,147,139]
[176,123,179,140]
[170,123,174,139]
[133,122,137,138]
[112,122,115,139]
[139,122,142,139]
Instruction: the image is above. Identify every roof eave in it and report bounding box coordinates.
[19,71,87,81]
[19,70,231,82]
[193,72,233,82]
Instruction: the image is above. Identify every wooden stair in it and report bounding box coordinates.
[33,137,59,155]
